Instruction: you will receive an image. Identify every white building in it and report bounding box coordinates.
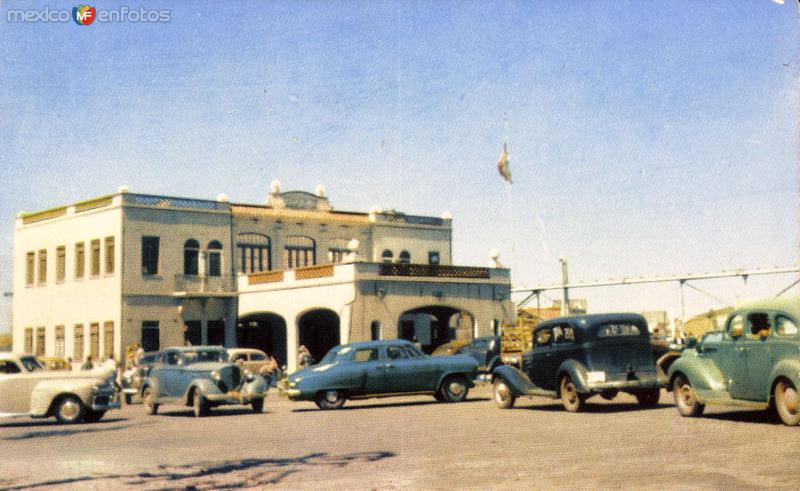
[12,185,513,370]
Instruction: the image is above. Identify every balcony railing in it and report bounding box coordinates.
[174,274,234,293]
[378,263,490,279]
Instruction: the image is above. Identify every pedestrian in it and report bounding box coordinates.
[297,345,314,369]
[66,357,73,371]
[81,355,93,370]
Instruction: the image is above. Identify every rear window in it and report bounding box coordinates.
[251,353,266,361]
[597,323,641,337]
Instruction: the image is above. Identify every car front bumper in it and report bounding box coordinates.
[277,380,304,399]
[92,389,121,411]
[204,390,267,404]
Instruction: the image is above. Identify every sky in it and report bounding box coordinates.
[0,0,798,332]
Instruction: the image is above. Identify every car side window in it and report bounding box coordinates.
[776,315,799,337]
[536,328,552,347]
[727,314,744,338]
[746,312,771,339]
[233,353,248,363]
[165,352,180,365]
[353,348,379,362]
[0,360,22,374]
[251,353,266,361]
[404,346,422,358]
[387,346,409,360]
[563,327,575,343]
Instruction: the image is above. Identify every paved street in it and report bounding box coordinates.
[1,384,799,490]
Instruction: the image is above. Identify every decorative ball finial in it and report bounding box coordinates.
[270,180,281,194]
[315,184,326,197]
[216,193,230,203]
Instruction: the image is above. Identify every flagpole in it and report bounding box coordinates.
[503,113,516,277]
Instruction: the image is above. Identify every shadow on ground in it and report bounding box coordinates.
[156,407,271,418]
[0,417,127,430]
[292,396,490,413]
[515,401,673,414]
[2,421,147,441]
[4,451,396,490]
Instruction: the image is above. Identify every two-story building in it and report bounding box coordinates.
[12,183,514,371]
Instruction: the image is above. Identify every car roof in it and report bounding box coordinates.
[735,297,800,319]
[535,313,647,332]
[338,340,415,350]
[163,346,226,352]
[227,348,265,354]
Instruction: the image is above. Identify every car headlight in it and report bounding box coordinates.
[243,369,255,382]
[211,370,221,382]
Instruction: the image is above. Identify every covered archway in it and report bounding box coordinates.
[398,306,474,354]
[297,309,340,364]
[236,313,288,367]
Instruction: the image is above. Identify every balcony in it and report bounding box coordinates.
[173,274,235,297]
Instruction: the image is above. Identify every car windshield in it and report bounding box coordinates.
[318,346,355,365]
[19,356,44,372]
[182,349,227,364]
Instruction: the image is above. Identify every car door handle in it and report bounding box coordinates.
[384,364,394,369]
[736,347,749,353]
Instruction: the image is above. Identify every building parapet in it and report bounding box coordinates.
[173,274,235,295]
[378,263,489,279]
[369,211,450,227]
[122,193,229,212]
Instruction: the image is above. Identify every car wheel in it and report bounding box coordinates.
[55,395,85,424]
[440,375,470,403]
[316,390,346,410]
[493,378,516,409]
[433,391,445,402]
[599,389,619,401]
[142,388,159,415]
[636,389,661,408]
[251,398,264,414]
[193,391,209,417]
[673,375,704,417]
[559,374,584,412]
[774,379,800,426]
[83,410,106,423]
[124,393,133,405]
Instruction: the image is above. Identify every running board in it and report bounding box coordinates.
[349,391,434,400]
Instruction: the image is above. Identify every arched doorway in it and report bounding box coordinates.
[236,313,288,367]
[398,306,474,354]
[297,309,340,364]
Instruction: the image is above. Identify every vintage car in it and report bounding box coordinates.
[460,336,502,373]
[0,353,119,424]
[492,313,666,411]
[227,348,273,375]
[140,346,268,417]
[120,351,160,404]
[280,340,479,409]
[667,298,800,426]
[37,356,72,371]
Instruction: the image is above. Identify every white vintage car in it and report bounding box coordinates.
[0,353,120,424]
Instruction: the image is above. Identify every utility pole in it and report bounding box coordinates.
[559,257,570,316]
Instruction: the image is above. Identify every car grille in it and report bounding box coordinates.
[218,365,241,392]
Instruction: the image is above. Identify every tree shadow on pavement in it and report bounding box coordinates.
[291,396,490,413]
[4,451,396,490]
[0,417,127,429]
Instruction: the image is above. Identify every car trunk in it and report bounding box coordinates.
[585,338,657,382]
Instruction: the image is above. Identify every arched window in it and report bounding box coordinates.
[370,321,381,341]
[237,233,271,273]
[284,236,315,269]
[399,250,411,264]
[328,238,351,264]
[184,239,199,275]
[381,250,393,263]
[208,240,223,277]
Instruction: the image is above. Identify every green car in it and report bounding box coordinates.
[667,298,800,426]
[279,340,479,409]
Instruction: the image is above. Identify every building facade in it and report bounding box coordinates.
[12,184,512,369]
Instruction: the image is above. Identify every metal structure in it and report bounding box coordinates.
[514,263,800,325]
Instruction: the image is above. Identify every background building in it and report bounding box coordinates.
[12,184,511,369]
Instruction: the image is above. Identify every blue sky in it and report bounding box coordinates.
[1,0,798,331]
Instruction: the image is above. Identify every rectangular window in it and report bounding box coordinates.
[103,321,114,358]
[141,321,160,352]
[25,252,35,286]
[75,242,85,279]
[329,248,348,264]
[35,326,45,356]
[55,325,65,357]
[37,249,47,284]
[56,246,66,282]
[74,324,84,360]
[104,236,115,274]
[141,236,159,275]
[24,327,33,354]
[89,323,99,359]
[90,239,101,277]
[428,251,440,265]
[208,251,221,277]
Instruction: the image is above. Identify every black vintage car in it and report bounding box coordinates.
[492,313,667,412]
[460,336,502,374]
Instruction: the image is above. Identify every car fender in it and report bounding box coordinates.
[184,378,223,404]
[556,359,590,394]
[242,375,268,398]
[435,361,478,390]
[487,355,502,371]
[667,354,725,396]
[492,365,536,396]
[140,376,160,399]
[767,359,800,400]
[30,379,94,417]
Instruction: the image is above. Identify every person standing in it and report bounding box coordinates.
[81,355,93,371]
